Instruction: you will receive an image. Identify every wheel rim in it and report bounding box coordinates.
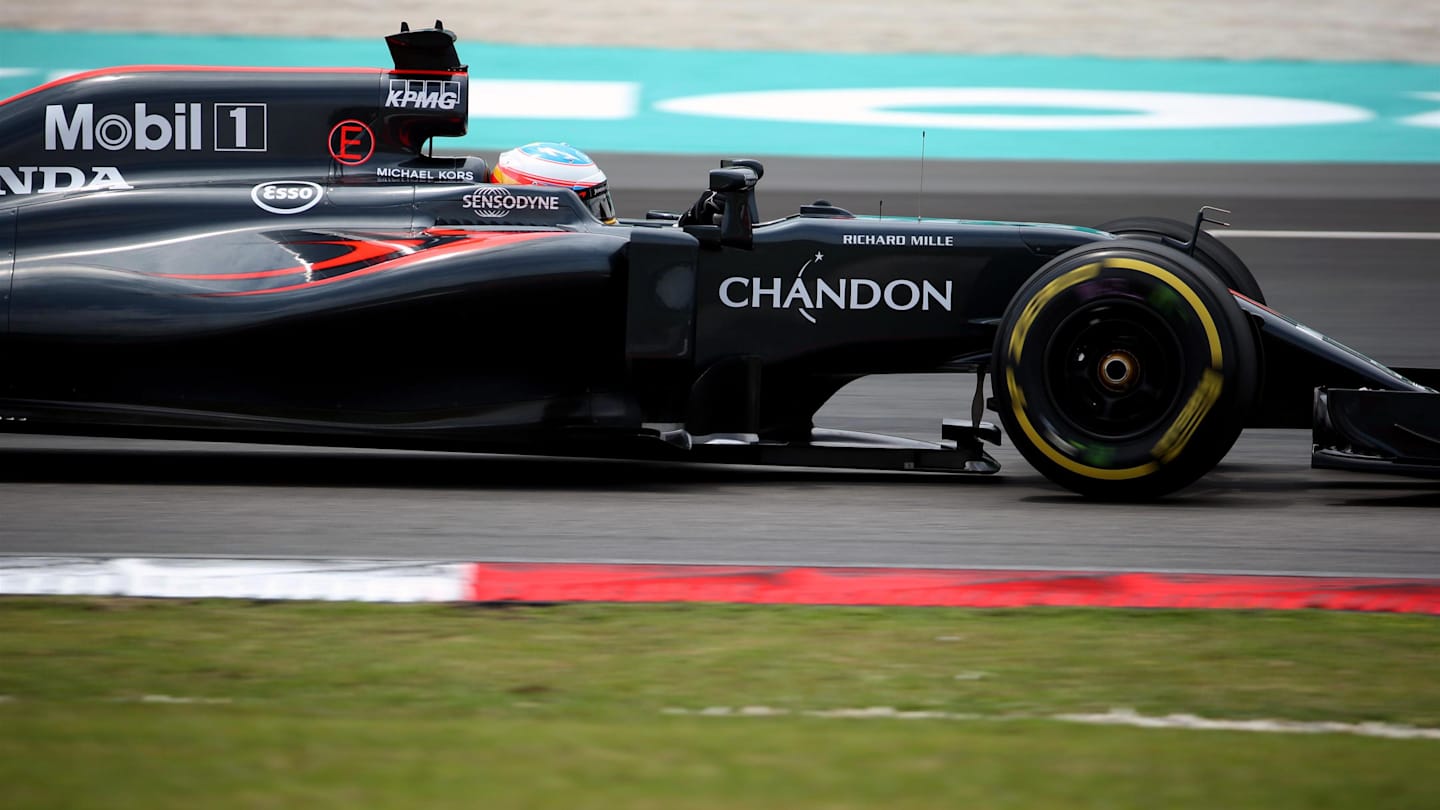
[1043,299,1186,441]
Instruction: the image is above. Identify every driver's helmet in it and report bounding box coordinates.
[490,142,616,224]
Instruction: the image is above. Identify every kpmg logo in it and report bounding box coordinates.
[385,80,461,110]
[461,187,561,218]
[719,251,952,324]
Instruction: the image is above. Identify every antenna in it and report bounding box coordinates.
[917,130,926,222]
[878,200,884,219]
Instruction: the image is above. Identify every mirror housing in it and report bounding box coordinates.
[705,160,764,249]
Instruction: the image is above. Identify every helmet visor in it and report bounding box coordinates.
[578,181,616,224]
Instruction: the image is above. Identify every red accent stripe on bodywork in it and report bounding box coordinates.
[464,563,1440,614]
[155,239,426,281]
[205,231,568,296]
[1232,289,1281,316]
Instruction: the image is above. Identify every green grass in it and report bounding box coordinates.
[1,598,1438,808]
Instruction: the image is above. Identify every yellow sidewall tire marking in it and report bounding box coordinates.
[1007,367,1160,481]
[1153,367,1224,464]
[1005,255,1228,482]
[1101,257,1223,368]
[1009,262,1099,364]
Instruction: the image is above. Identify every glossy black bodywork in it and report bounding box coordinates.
[2,29,1437,480]
[1314,389,1440,478]
[0,43,1108,462]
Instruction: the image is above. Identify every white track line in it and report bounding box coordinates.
[1055,708,1440,740]
[1215,230,1440,240]
[663,706,1440,740]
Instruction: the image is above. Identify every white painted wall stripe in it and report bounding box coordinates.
[655,88,1373,130]
[468,80,639,120]
[1401,92,1440,129]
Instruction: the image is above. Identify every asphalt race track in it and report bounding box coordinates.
[2,159,1439,577]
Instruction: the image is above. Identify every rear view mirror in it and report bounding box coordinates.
[709,168,753,193]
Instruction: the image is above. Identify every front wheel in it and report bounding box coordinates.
[1097,216,1265,304]
[992,241,1258,499]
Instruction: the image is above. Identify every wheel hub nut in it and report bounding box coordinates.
[1098,350,1139,391]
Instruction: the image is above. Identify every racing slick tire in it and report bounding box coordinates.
[992,240,1258,499]
[1097,216,1265,304]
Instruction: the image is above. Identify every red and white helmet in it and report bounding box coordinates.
[490,142,616,224]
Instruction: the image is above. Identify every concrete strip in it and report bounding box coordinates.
[1,1,1436,62]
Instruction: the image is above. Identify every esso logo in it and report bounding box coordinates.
[250,181,323,215]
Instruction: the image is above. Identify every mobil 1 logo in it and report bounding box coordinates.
[43,102,268,152]
[214,103,267,151]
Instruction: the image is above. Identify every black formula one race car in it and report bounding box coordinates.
[1,23,1437,499]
